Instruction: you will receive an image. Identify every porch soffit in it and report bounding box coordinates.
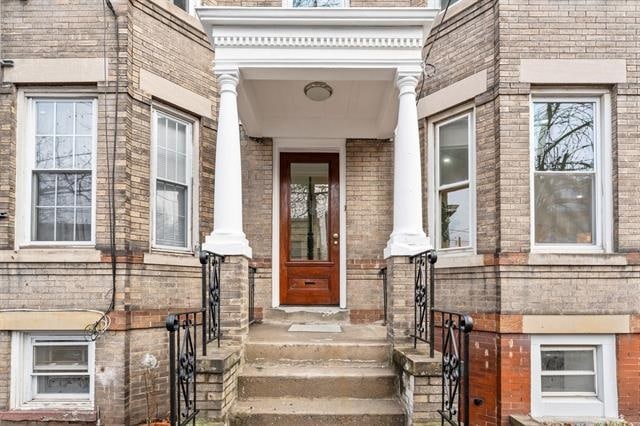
[197,7,438,139]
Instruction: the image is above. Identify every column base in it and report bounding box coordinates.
[202,231,253,258]
[383,231,431,259]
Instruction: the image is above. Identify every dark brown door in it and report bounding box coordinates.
[280,153,340,305]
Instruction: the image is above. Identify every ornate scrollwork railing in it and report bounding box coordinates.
[409,250,437,357]
[200,250,224,352]
[166,311,201,426]
[434,310,473,426]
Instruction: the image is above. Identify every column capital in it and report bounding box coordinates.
[215,68,240,95]
[395,73,420,94]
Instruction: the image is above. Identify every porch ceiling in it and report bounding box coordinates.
[197,7,439,139]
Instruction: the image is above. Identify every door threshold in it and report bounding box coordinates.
[274,306,346,313]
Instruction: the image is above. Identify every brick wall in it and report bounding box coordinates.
[617,333,640,423]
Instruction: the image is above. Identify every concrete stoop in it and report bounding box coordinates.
[228,322,406,425]
[262,306,350,324]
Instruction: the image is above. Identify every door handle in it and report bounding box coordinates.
[332,233,339,239]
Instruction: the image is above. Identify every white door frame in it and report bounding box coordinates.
[272,138,347,308]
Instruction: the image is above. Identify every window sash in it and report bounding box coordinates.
[435,112,473,251]
[539,346,598,397]
[153,109,192,250]
[531,97,602,250]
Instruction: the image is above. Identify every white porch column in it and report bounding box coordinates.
[202,70,252,258]
[384,73,431,258]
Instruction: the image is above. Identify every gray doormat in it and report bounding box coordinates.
[288,324,342,333]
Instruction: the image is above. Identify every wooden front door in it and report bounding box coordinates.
[280,153,340,305]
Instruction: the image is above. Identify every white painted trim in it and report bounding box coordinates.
[520,59,627,84]
[418,69,487,119]
[530,334,618,418]
[150,106,198,253]
[271,138,347,309]
[11,332,95,411]
[197,7,437,28]
[529,93,613,253]
[427,104,476,255]
[18,94,98,247]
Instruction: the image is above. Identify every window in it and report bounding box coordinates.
[531,335,618,418]
[11,333,95,410]
[433,112,474,251]
[531,96,610,250]
[540,347,597,396]
[152,109,193,250]
[172,0,201,14]
[28,98,96,244]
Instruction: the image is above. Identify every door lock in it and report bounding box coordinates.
[332,233,339,239]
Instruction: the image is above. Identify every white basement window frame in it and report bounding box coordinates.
[11,333,95,411]
[151,107,195,252]
[429,108,476,254]
[529,92,612,253]
[531,335,618,419]
[23,96,98,246]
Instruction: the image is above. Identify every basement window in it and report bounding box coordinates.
[11,333,95,410]
[531,335,618,418]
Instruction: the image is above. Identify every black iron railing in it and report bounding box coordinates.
[200,250,224,353]
[249,266,257,325]
[378,266,388,325]
[434,310,473,426]
[166,311,201,426]
[409,250,437,357]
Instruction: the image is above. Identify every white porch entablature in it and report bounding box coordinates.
[198,7,436,258]
[198,7,438,140]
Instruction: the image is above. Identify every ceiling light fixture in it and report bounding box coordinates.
[304,81,333,102]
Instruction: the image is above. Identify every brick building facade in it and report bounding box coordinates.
[0,0,639,424]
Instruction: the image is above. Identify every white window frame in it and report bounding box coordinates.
[150,106,196,253]
[282,0,349,8]
[529,91,613,253]
[531,335,618,419]
[428,106,476,255]
[20,95,98,247]
[172,0,200,15]
[10,332,95,411]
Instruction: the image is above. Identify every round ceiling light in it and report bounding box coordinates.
[304,81,333,102]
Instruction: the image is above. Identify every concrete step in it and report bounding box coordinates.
[246,340,390,364]
[229,397,405,426]
[263,306,350,324]
[238,365,396,398]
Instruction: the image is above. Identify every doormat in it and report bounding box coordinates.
[288,324,342,333]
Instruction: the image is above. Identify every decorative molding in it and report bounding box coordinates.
[212,35,422,49]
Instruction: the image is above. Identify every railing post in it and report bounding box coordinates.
[166,315,178,426]
[200,251,209,356]
[461,315,472,426]
[378,267,388,326]
[428,251,437,358]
